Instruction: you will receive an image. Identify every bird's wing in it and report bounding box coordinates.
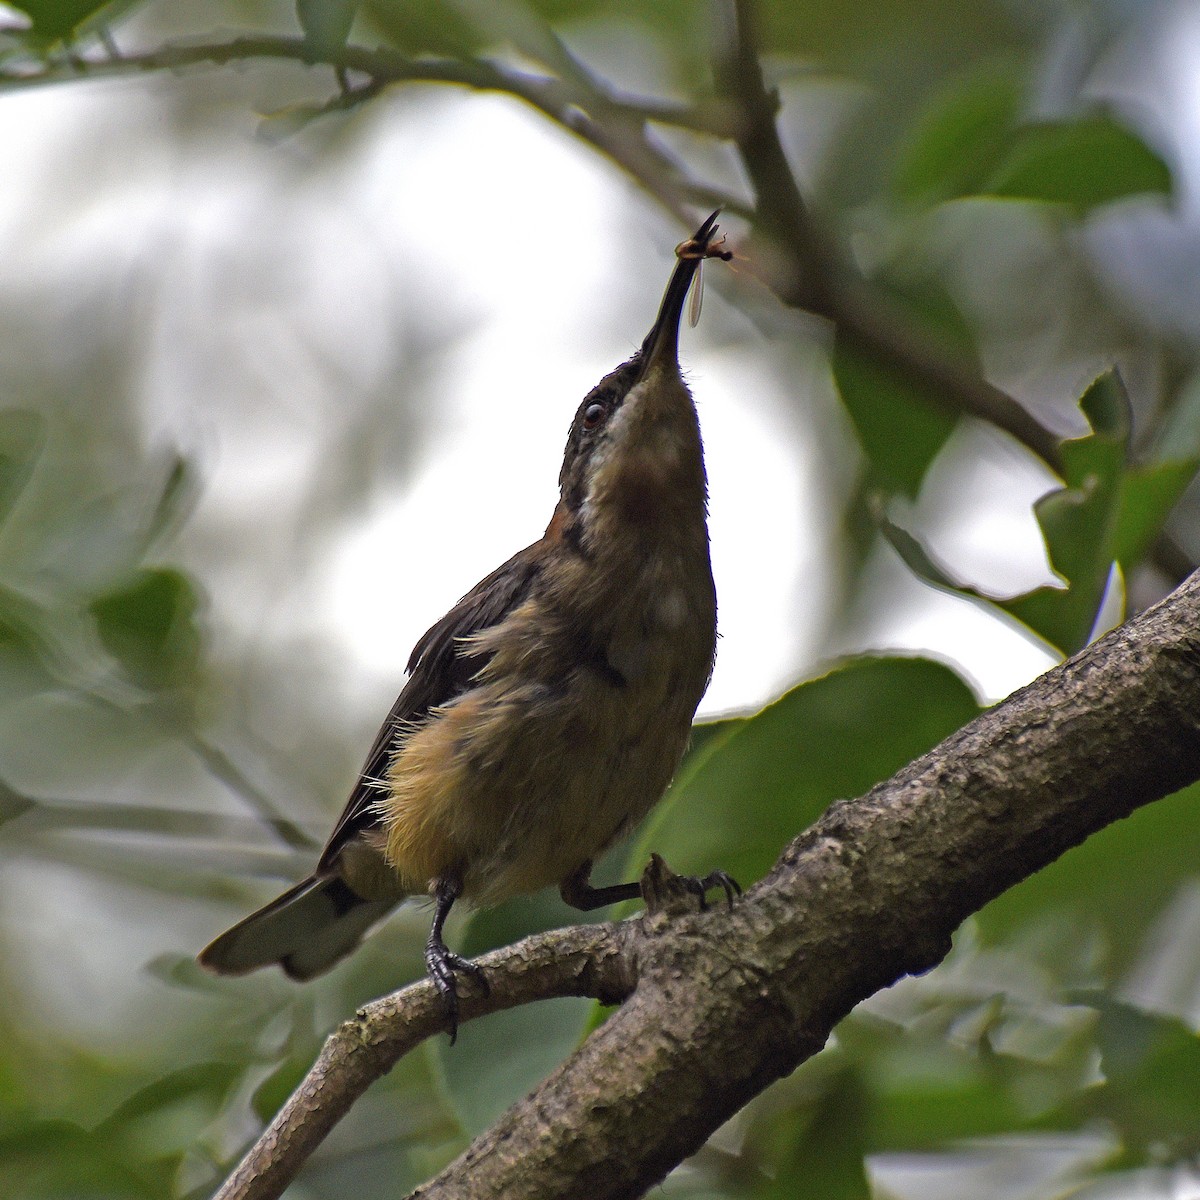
[316,543,543,873]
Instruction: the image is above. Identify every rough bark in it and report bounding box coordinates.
[405,570,1200,1199]
[212,924,634,1200]
[216,571,1200,1200]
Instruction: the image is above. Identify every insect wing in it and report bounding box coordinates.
[688,257,705,328]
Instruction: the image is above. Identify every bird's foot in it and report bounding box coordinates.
[425,937,489,1044]
[640,852,741,917]
[689,868,742,911]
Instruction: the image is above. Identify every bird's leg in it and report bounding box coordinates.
[561,855,740,916]
[559,859,643,911]
[426,873,488,1043]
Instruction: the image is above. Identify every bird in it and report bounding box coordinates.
[199,211,736,1038]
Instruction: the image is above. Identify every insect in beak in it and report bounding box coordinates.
[675,231,733,328]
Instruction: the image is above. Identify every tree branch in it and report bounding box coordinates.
[0,31,734,219]
[212,922,634,1200]
[715,0,1066,478]
[405,573,1200,1200]
[217,570,1200,1200]
[3,19,1067,477]
[398,569,1200,1199]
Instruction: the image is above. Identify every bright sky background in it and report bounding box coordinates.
[311,99,814,715]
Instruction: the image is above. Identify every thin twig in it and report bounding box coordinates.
[0,33,731,222]
[2,794,319,844]
[3,22,1065,474]
[0,32,727,135]
[717,0,1066,476]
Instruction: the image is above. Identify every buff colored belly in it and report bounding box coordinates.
[381,651,699,907]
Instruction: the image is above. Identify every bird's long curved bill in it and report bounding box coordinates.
[638,210,724,376]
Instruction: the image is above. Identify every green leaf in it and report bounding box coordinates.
[5,0,118,41]
[755,0,1023,71]
[998,372,1128,652]
[874,498,987,597]
[584,659,981,1035]
[359,0,487,57]
[833,341,960,499]
[1066,1004,1200,1162]
[89,567,203,691]
[144,455,198,552]
[893,69,1022,206]
[0,1120,159,1197]
[840,1023,1026,1149]
[452,890,600,1123]
[100,1062,242,1132]
[881,373,1131,656]
[1114,459,1199,570]
[627,656,981,893]
[752,1065,872,1199]
[984,113,1172,213]
[1107,375,1200,570]
[438,996,595,1135]
[251,1055,312,1124]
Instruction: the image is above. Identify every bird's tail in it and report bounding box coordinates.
[198,874,398,981]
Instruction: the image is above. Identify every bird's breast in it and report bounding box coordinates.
[380,534,716,906]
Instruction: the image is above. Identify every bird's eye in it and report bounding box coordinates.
[582,402,607,429]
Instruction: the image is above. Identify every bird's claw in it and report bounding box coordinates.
[640,853,741,916]
[425,940,489,1044]
[684,868,742,912]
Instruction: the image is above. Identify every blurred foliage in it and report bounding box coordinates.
[879,372,1131,654]
[1,1,1199,1199]
[832,281,974,499]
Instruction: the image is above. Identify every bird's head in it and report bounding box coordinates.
[554,211,727,542]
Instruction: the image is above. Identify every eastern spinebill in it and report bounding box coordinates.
[199,211,737,1038]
